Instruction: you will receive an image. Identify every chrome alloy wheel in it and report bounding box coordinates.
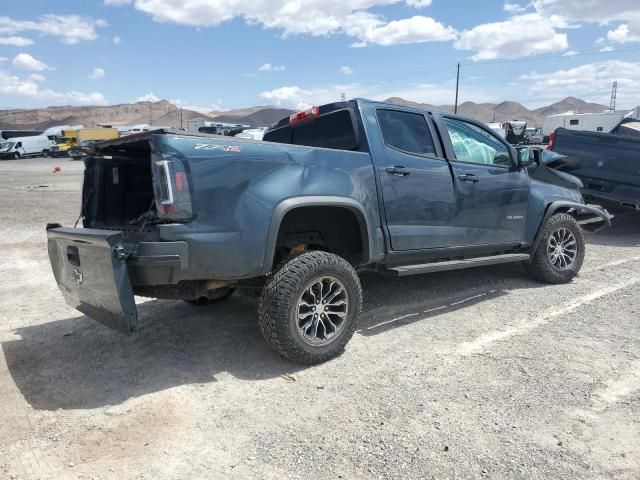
[296,276,349,345]
[546,227,578,271]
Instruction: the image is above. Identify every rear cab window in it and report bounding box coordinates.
[263,103,360,151]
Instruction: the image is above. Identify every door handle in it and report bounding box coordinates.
[458,173,478,183]
[386,166,410,177]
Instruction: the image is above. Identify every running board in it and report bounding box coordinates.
[386,253,530,277]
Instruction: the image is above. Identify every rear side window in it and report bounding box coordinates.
[569,119,579,125]
[264,109,358,151]
[376,110,436,156]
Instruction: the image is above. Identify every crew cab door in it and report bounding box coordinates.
[372,108,457,250]
[437,115,530,246]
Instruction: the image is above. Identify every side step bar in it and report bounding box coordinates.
[386,253,530,277]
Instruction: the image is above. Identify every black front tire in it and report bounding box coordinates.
[258,251,363,364]
[524,212,585,284]
[13,152,20,160]
[42,150,49,158]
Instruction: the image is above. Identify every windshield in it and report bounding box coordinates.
[0,142,15,151]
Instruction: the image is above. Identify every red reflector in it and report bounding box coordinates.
[164,205,179,214]
[175,172,186,191]
[289,106,320,125]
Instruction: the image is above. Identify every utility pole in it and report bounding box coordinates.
[454,62,460,114]
[340,92,346,102]
[180,106,183,129]
[609,81,617,111]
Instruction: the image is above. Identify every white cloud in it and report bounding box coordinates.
[0,57,6,63]
[12,53,51,72]
[607,24,640,44]
[503,2,526,13]
[531,0,640,44]
[88,67,105,80]
[104,0,133,5]
[27,73,45,82]
[599,46,615,52]
[136,92,161,102]
[520,60,640,107]
[405,0,432,7]
[562,50,578,56]
[112,35,122,45]
[339,65,354,75]
[350,15,456,47]
[259,80,501,111]
[454,13,568,61]
[259,63,286,72]
[0,36,34,46]
[0,14,106,45]
[107,1,457,47]
[0,70,107,105]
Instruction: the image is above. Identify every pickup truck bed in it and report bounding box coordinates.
[549,127,640,210]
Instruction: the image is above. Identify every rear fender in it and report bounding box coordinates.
[264,196,372,270]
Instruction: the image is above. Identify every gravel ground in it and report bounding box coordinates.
[1,157,639,480]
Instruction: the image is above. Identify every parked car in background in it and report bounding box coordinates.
[505,120,527,144]
[524,128,543,145]
[234,127,267,140]
[46,99,611,364]
[548,126,640,211]
[68,140,100,160]
[0,135,54,159]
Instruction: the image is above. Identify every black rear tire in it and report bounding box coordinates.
[258,251,362,364]
[524,212,585,284]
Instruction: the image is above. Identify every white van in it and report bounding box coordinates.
[0,135,55,159]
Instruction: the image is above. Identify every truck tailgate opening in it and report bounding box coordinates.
[83,138,155,232]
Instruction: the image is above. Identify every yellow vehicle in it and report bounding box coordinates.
[51,128,118,157]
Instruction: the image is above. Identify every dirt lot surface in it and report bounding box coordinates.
[1,157,639,480]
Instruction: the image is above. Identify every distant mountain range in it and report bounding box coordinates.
[385,96,610,127]
[0,96,613,132]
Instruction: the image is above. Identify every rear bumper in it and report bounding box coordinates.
[128,241,189,285]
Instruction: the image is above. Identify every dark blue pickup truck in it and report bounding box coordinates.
[46,99,611,364]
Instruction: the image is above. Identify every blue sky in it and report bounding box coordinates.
[1,0,640,112]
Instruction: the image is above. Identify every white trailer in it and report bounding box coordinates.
[486,122,505,139]
[42,125,84,139]
[542,111,625,136]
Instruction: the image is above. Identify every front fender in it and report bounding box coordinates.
[529,201,613,257]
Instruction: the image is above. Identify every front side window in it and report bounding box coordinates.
[569,119,579,125]
[377,109,436,156]
[444,118,511,166]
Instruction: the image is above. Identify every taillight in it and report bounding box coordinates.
[289,106,320,125]
[151,153,193,221]
[547,131,555,150]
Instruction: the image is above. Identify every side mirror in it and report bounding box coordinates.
[516,147,533,169]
